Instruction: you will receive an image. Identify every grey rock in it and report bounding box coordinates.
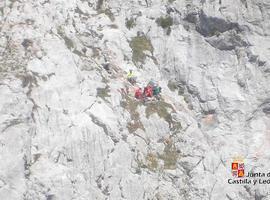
[0,0,270,199]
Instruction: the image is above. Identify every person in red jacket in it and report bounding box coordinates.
[144,86,153,97]
[135,88,143,99]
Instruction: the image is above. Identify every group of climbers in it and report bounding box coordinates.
[126,70,162,101]
[101,49,161,101]
[102,66,162,102]
[134,81,162,101]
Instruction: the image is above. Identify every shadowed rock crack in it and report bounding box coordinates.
[88,113,119,144]
[195,11,241,37]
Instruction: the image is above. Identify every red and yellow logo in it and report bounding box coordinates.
[232,157,244,177]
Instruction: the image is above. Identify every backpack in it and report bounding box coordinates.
[153,86,161,95]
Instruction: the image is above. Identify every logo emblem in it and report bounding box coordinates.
[232,157,244,177]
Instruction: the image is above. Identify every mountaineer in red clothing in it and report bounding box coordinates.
[144,85,153,97]
[135,88,143,99]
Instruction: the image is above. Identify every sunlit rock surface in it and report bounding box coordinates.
[0,0,270,199]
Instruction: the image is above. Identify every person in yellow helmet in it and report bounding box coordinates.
[127,69,134,78]
[127,69,136,84]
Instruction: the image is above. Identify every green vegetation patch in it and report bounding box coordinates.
[159,142,179,170]
[137,142,179,172]
[129,35,153,66]
[156,16,173,35]
[145,100,181,133]
[63,36,74,50]
[125,18,136,30]
[96,86,111,102]
[0,7,4,15]
[135,152,159,172]
[167,80,185,95]
[167,80,178,92]
[145,100,174,123]
[57,27,75,50]
[156,16,173,29]
[121,96,145,133]
[146,153,158,171]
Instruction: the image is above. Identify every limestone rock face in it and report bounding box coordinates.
[0,0,270,199]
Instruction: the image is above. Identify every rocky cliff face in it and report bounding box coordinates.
[0,0,270,199]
